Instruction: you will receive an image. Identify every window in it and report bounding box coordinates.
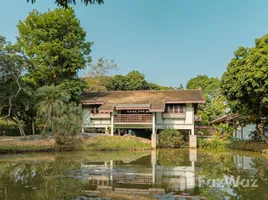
[179,105,184,113]
[165,104,185,113]
[89,104,102,114]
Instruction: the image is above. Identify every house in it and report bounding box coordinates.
[80,90,205,148]
[210,114,268,140]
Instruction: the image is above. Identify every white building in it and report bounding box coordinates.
[80,90,205,147]
[211,114,268,140]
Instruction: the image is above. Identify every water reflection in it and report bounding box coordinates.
[0,150,267,199]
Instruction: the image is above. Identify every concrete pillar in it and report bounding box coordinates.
[111,112,114,136]
[118,128,120,136]
[191,126,194,135]
[152,112,156,135]
[189,148,197,162]
[151,112,157,148]
[151,150,156,185]
[151,134,157,149]
[189,135,197,148]
[109,160,113,183]
[82,124,84,133]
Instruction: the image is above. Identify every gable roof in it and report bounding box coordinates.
[81,90,205,112]
[210,114,240,124]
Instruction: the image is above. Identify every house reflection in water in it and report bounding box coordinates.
[81,149,201,197]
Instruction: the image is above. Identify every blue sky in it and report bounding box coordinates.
[1,0,268,87]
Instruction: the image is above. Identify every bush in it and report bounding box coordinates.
[197,138,230,149]
[52,103,82,145]
[158,129,184,148]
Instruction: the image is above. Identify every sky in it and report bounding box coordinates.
[1,0,268,87]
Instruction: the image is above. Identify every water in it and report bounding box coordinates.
[0,149,267,200]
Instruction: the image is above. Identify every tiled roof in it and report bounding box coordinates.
[81,90,205,112]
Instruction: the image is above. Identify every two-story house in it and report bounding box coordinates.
[80,90,205,148]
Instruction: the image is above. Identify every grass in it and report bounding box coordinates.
[230,140,268,153]
[0,135,152,153]
[83,135,151,151]
[198,138,268,154]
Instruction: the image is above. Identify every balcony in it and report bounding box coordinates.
[162,113,186,119]
[114,114,152,123]
[90,113,110,119]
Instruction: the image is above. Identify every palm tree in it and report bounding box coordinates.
[36,85,70,135]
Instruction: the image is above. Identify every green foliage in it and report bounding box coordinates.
[52,102,82,144]
[157,149,188,166]
[221,34,268,143]
[186,75,220,99]
[107,70,149,91]
[84,57,117,91]
[17,8,92,87]
[124,70,149,90]
[158,129,184,148]
[148,82,174,90]
[213,122,234,140]
[229,140,268,152]
[86,135,151,151]
[36,85,70,133]
[36,85,82,144]
[106,74,126,91]
[27,0,104,8]
[197,138,230,149]
[186,75,225,124]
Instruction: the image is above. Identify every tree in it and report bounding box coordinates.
[0,36,34,136]
[27,0,104,8]
[186,75,220,99]
[176,84,184,90]
[221,34,268,144]
[186,75,225,124]
[17,8,92,100]
[35,85,70,135]
[84,57,117,91]
[148,82,174,90]
[124,70,149,90]
[106,74,126,91]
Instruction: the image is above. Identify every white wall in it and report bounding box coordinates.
[235,124,268,140]
[82,103,195,131]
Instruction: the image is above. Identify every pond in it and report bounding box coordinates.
[0,149,267,200]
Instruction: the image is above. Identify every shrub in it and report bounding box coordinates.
[52,103,82,145]
[158,129,184,148]
[197,138,230,149]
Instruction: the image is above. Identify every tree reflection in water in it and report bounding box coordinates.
[0,150,267,200]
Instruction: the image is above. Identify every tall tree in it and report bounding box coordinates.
[124,70,149,90]
[36,85,70,134]
[27,0,104,8]
[186,75,225,124]
[148,82,174,90]
[0,36,33,136]
[17,8,91,100]
[84,57,117,91]
[221,34,268,143]
[186,75,220,99]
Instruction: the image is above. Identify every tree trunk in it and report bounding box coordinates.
[256,123,268,145]
[32,118,35,135]
[13,117,25,136]
[42,122,47,136]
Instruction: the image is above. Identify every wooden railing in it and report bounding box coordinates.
[114,114,152,123]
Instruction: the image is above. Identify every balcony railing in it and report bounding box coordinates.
[114,114,152,123]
